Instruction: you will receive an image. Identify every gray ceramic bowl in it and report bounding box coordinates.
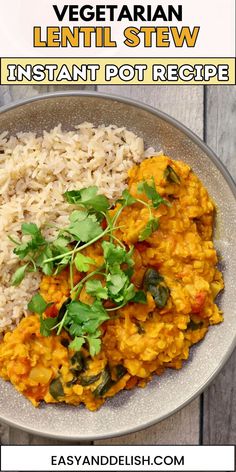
[0,92,235,440]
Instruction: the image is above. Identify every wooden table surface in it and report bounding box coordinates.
[0,84,235,446]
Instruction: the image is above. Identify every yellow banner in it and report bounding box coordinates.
[1,58,235,85]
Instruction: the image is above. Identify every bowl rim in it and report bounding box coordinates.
[0,90,235,441]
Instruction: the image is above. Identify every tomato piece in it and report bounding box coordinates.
[135,242,149,253]
[73,270,82,285]
[126,376,138,390]
[101,218,107,230]
[151,263,162,271]
[45,304,58,318]
[191,292,206,314]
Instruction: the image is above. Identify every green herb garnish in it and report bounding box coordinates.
[117,189,137,207]
[64,187,110,212]
[74,253,96,272]
[139,217,159,241]
[28,293,52,315]
[11,180,171,357]
[85,279,108,300]
[67,211,103,243]
[137,178,170,209]
[136,178,170,241]
[40,316,59,337]
[11,263,30,286]
[27,293,57,336]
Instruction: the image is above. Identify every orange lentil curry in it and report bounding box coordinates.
[0,156,224,410]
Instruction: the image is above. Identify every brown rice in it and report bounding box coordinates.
[0,123,148,332]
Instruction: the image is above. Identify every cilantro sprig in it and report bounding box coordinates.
[136,178,170,240]
[64,187,110,213]
[11,181,171,357]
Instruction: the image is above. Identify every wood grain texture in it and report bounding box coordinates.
[205,86,236,179]
[0,422,10,445]
[97,85,204,136]
[0,85,95,107]
[95,84,204,446]
[203,86,236,445]
[95,401,200,445]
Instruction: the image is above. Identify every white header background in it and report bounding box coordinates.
[0,0,235,58]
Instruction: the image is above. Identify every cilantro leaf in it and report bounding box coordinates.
[137,179,170,208]
[28,293,52,315]
[40,315,58,337]
[69,210,88,223]
[122,282,136,303]
[67,215,103,242]
[22,223,41,237]
[11,263,29,286]
[123,266,134,278]
[66,300,109,337]
[36,246,54,275]
[53,236,71,248]
[85,279,108,300]
[69,336,85,351]
[64,186,110,212]
[12,222,48,270]
[74,253,96,272]
[87,335,101,357]
[117,189,137,207]
[50,239,71,274]
[130,290,147,304]
[68,332,101,357]
[106,268,136,305]
[139,217,159,241]
[106,272,127,297]
[13,228,45,259]
[102,241,134,267]
[13,243,31,260]
[21,222,45,247]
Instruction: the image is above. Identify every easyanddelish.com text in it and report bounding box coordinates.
[51,454,184,467]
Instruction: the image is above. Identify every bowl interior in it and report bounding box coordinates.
[0,93,235,440]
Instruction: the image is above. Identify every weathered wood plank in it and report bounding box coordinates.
[9,428,31,445]
[0,85,96,107]
[0,422,10,445]
[205,86,236,179]
[203,350,236,445]
[95,84,204,445]
[203,85,236,445]
[0,423,92,445]
[96,401,200,445]
[97,85,203,136]
[29,435,92,445]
